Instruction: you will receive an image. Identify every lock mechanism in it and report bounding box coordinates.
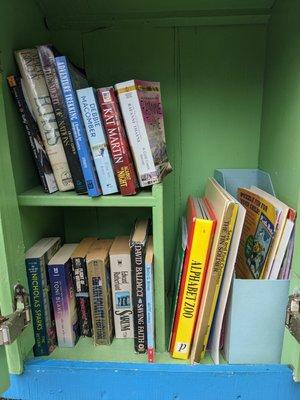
[0,284,30,346]
[285,289,300,343]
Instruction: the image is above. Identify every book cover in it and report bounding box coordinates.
[190,178,238,363]
[48,244,79,347]
[86,239,114,345]
[7,75,58,194]
[71,237,97,337]
[15,48,74,192]
[37,44,86,194]
[55,56,101,197]
[145,237,155,362]
[25,237,62,356]
[109,236,134,339]
[77,87,118,195]
[97,87,138,195]
[115,80,172,187]
[130,219,149,353]
[236,187,278,279]
[170,197,216,360]
[168,217,187,351]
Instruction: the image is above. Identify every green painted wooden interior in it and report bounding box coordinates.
[258,0,300,380]
[0,0,300,378]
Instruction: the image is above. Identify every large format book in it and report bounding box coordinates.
[115,80,172,187]
[15,49,74,192]
[168,217,187,351]
[55,56,101,197]
[86,239,114,345]
[170,197,216,360]
[25,237,61,356]
[145,237,155,363]
[7,75,58,194]
[130,220,149,353]
[37,45,86,194]
[71,237,97,337]
[190,178,238,363]
[109,236,134,339]
[48,244,79,347]
[250,186,295,279]
[77,87,118,195]
[97,87,138,195]
[236,187,279,279]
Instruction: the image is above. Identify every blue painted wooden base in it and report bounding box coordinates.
[3,360,300,400]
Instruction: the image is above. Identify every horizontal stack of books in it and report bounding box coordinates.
[8,45,172,197]
[169,178,296,363]
[25,219,155,362]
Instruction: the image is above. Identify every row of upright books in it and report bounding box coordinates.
[26,220,156,362]
[8,45,172,196]
[169,177,296,363]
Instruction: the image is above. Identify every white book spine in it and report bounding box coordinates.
[15,49,74,192]
[115,80,157,187]
[109,252,134,338]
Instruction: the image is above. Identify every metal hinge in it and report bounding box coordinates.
[0,284,30,346]
[285,289,300,343]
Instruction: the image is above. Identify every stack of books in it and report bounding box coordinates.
[8,45,172,197]
[25,220,155,362]
[169,178,296,363]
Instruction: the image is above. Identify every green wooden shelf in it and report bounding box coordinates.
[17,186,157,208]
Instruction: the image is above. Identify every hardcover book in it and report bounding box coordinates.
[115,80,172,187]
[86,239,114,345]
[55,55,101,197]
[109,236,134,339]
[7,75,58,194]
[145,237,155,362]
[97,87,138,195]
[25,237,62,356]
[170,197,216,360]
[37,44,86,194]
[130,219,149,353]
[71,237,97,337]
[77,87,118,195]
[15,48,74,192]
[48,244,79,347]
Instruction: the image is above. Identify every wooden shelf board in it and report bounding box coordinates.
[18,186,155,208]
[31,337,217,364]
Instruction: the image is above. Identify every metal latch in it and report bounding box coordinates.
[285,289,300,343]
[0,284,30,346]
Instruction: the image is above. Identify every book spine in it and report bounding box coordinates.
[131,243,147,353]
[55,56,101,197]
[7,75,58,194]
[115,82,158,187]
[15,49,74,192]
[48,262,79,347]
[171,219,214,360]
[97,87,138,195]
[72,256,93,336]
[37,45,86,194]
[77,88,118,195]
[110,254,134,338]
[145,257,155,362]
[26,258,56,356]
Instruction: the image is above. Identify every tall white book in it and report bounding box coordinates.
[15,48,74,191]
[109,236,134,338]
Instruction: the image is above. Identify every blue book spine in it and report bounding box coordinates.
[48,261,79,347]
[26,259,56,356]
[55,56,101,197]
[145,256,155,362]
[77,87,118,195]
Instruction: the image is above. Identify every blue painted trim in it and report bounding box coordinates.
[3,360,300,400]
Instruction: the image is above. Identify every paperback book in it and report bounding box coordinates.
[145,237,155,362]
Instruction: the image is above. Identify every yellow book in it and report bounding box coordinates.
[171,196,215,360]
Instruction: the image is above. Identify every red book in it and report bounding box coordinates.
[97,87,138,195]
